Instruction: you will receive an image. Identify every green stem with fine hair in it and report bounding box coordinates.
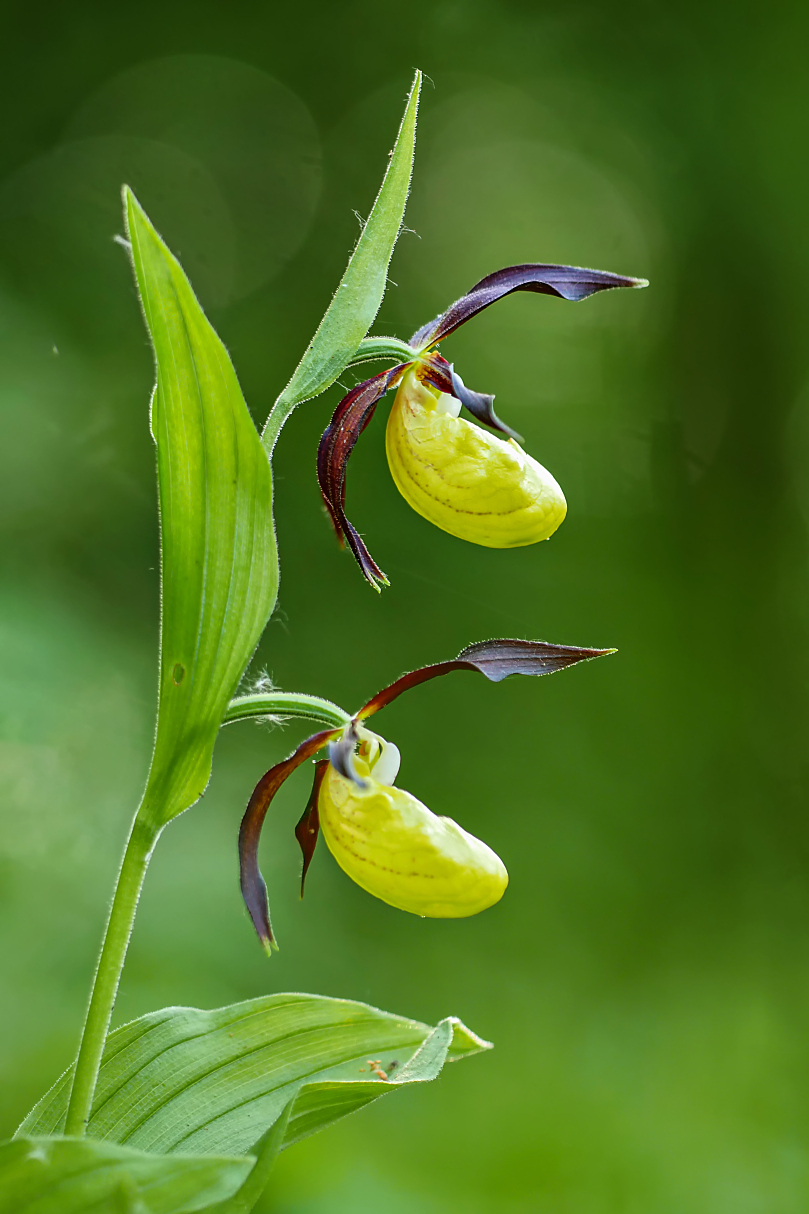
[223,691,350,730]
[348,336,417,366]
[63,812,161,1136]
[62,691,349,1138]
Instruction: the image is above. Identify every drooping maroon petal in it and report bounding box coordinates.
[356,639,616,719]
[410,263,648,349]
[421,354,522,441]
[239,728,339,952]
[317,362,410,590]
[295,760,329,898]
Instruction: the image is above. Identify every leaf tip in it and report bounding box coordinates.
[121,183,143,226]
[446,1016,495,1057]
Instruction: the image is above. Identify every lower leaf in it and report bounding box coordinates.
[17,994,491,1157]
[0,1136,251,1214]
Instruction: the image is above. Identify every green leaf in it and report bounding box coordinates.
[124,189,279,826]
[203,1102,292,1214]
[0,1136,251,1214]
[18,994,491,1157]
[262,71,422,452]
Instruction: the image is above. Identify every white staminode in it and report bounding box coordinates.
[434,391,461,418]
[371,738,401,786]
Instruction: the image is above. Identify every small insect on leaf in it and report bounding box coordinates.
[367,1059,389,1081]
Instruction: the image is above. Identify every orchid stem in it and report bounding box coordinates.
[62,690,349,1136]
[261,338,417,456]
[63,810,161,1136]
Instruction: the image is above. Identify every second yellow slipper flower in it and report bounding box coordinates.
[238,637,615,953]
[385,369,566,548]
[318,728,508,918]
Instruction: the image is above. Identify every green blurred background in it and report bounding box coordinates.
[2,1,809,1210]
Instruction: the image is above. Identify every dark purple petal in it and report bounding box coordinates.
[317,362,410,590]
[295,760,329,898]
[419,355,521,441]
[357,639,616,719]
[455,638,616,680]
[410,263,648,349]
[327,720,368,788]
[448,364,522,442]
[239,728,340,952]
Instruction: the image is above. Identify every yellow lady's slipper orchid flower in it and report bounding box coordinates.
[238,637,615,953]
[317,262,647,588]
[318,728,508,917]
[385,369,566,548]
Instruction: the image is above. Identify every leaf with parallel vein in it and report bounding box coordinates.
[124,190,279,826]
[17,994,491,1157]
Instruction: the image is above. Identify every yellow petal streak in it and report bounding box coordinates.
[318,763,508,918]
[385,370,567,547]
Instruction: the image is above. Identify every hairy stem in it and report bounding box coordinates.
[261,338,417,456]
[63,691,348,1136]
[347,335,417,366]
[64,813,161,1136]
[223,691,350,730]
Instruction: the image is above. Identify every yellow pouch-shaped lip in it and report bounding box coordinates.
[385,371,566,548]
[318,759,508,918]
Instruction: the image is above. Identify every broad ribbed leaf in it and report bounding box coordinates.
[204,1103,292,1214]
[0,1137,251,1214]
[125,189,278,826]
[18,994,490,1156]
[262,71,421,451]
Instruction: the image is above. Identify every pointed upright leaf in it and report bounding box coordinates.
[262,71,422,450]
[125,190,278,825]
